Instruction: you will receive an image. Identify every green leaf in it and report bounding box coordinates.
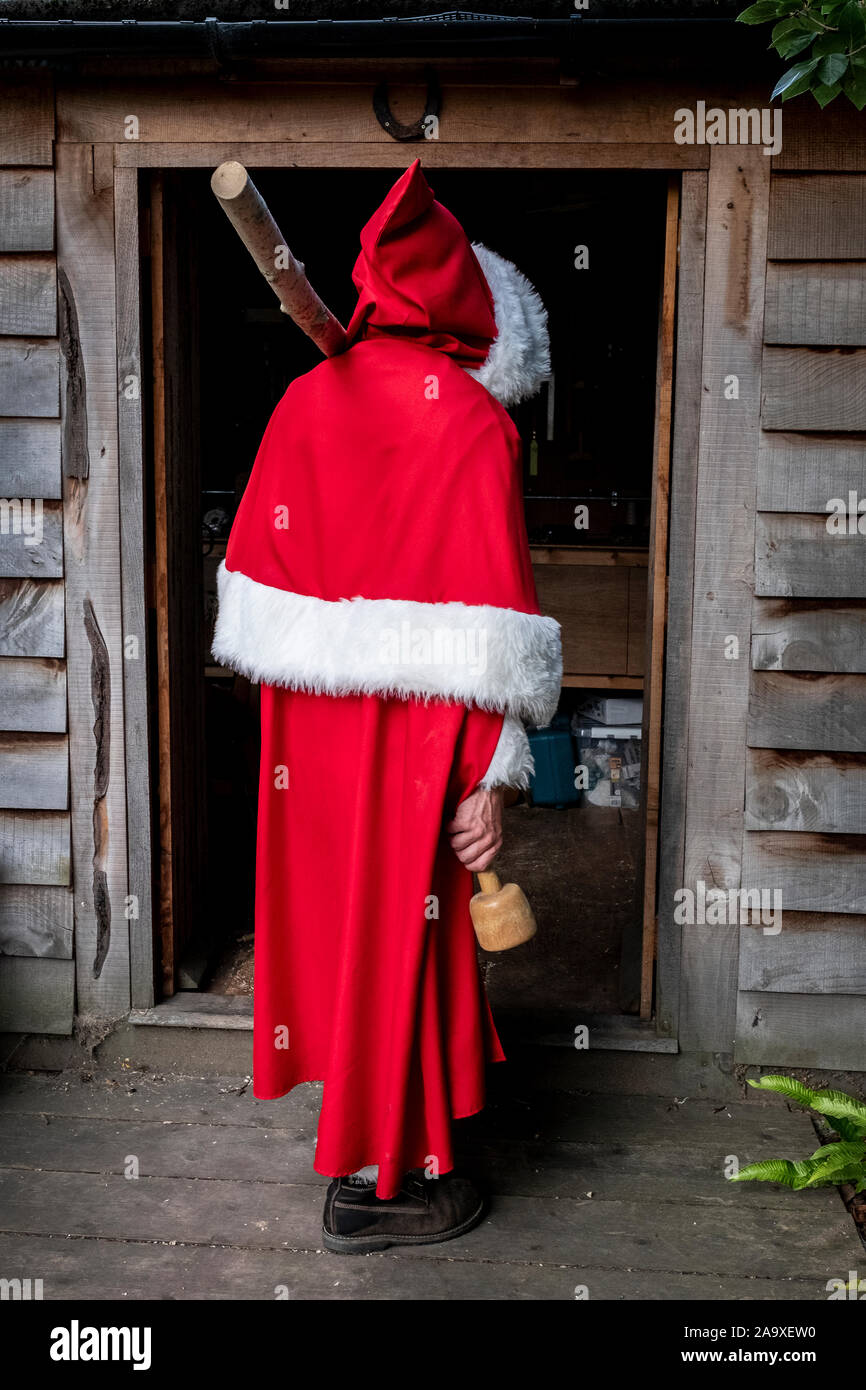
[843,65,866,106]
[772,16,806,41]
[813,79,843,103]
[738,1,784,22]
[839,0,866,38]
[813,31,851,53]
[817,50,850,80]
[728,1159,804,1187]
[731,1142,866,1191]
[771,55,822,98]
[748,1075,866,1137]
[777,30,819,56]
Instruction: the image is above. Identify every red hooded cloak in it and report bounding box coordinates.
[213,161,561,1197]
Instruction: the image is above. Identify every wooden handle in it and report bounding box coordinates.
[210,161,348,359]
[476,871,501,896]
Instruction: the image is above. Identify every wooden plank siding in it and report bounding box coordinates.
[755,513,866,599]
[764,262,866,346]
[0,735,69,811]
[0,658,66,732]
[0,420,62,498]
[114,166,155,1011]
[0,74,54,167]
[0,885,73,958]
[654,170,707,1040]
[0,255,57,337]
[756,433,866,513]
[738,170,866,1068]
[752,599,866,672]
[0,76,76,1036]
[678,147,771,1053]
[0,499,63,580]
[55,143,130,1022]
[0,171,55,253]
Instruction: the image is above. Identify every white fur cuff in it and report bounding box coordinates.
[479,714,534,791]
[212,563,562,727]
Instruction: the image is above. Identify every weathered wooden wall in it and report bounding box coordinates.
[0,75,135,1034]
[0,74,75,1033]
[736,169,866,1070]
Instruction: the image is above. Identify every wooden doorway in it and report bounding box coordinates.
[139,160,685,1035]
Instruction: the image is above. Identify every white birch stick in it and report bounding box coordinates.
[210,160,348,359]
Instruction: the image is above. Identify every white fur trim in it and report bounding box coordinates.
[212,563,562,726]
[479,714,534,791]
[467,244,551,408]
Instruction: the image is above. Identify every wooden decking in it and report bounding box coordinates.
[0,1045,860,1300]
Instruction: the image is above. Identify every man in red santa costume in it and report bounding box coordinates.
[213,159,561,1254]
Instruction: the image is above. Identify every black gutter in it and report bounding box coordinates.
[0,16,755,65]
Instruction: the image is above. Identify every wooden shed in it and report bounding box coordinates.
[1,2,865,1073]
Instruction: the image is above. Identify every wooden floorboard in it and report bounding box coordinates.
[0,1053,860,1300]
[0,1233,829,1302]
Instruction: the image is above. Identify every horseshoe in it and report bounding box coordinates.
[373,68,442,142]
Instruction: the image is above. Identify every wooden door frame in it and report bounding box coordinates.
[113,144,707,1038]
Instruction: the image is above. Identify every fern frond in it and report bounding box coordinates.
[748,1075,866,1138]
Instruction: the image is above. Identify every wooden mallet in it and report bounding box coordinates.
[210,160,348,358]
[470,871,537,953]
[212,161,538,952]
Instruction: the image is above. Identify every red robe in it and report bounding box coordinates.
[213,160,560,1197]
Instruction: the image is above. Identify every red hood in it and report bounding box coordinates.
[345,159,497,370]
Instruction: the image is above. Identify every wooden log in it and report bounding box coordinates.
[756,432,866,513]
[0,74,54,166]
[56,142,131,1018]
[0,884,73,958]
[211,162,347,359]
[755,512,866,599]
[0,734,69,811]
[0,956,74,1034]
[768,174,866,258]
[0,658,66,733]
[0,499,63,580]
[0,579,64,658]
[739,911,866,994]
[761,347,866,431]
[742,830,866,914]
[746,747,866,833]
[0,172,55,253]
[0,420,62,498]
[679,147,770,1052]
[765,262,866,347]
[735,991,866,1070]
[752,599,866,672]
[0,343,59,417]
[749,671,866,752]
[0,255,57,336]
[0,811,71,886]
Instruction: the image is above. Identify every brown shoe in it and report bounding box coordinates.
[322,1170,486,1255]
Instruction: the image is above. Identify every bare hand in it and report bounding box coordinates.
[445,786,504,873]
